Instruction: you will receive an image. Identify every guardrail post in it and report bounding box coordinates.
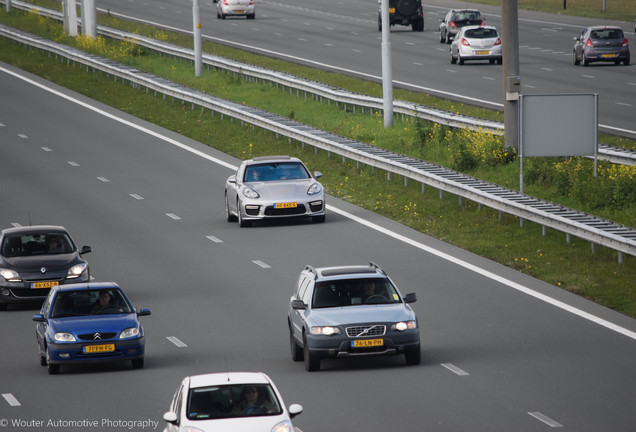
[542,226,547,236]
[566,233,571,244]
[618,252,623,264]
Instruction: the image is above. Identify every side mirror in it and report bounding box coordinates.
[228,175,237,184]
[163,411,178,424]
[137,308,151,317]
[403,293,417,303]
[288,404,303,418]
[80,245,92,255]
[32,314,45,322]
[291,299,307,310]
[314,171,323,179]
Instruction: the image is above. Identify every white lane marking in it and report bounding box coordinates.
[441,363,469,376]
[166,213,181,220]
[540,67,553,72]
[6,66,636,342]
[130,194,144,200]
[326,205,636,342]
[482,77,496,81]
[582,75,595,79]
[528,412,563,427]
[0,122,5,126]
[18,133,28,138]
[11,223,22,227]
[42,147,52,152]
[97,177,110,182]
[167,336,187,347]
[68,161,79,166]
[253,260,271,269]
[206,235,223,243]
[2,393,21,407]
[616,102,632,107]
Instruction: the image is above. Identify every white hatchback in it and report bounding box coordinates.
[215,0,255,20]
[163,372,303,432]
[450,25,502,65]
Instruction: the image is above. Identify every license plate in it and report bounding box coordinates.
[84,344,115,353]
[476,50,489,55]
[275,202,297,209]
[601,53,617,58]
[389,7,395,13]
[352,339,383,348]
[31,281,58,289]
[235,9,245,13]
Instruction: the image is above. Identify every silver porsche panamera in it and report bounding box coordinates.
[224,156,326,227]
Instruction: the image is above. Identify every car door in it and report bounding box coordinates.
[290,275,310,343]
[574,29,587,59]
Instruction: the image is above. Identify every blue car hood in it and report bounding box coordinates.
[49,314,139,336]
[309,303,415,326]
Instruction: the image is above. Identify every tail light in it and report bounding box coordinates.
[461,38,470,47]
[585,38,594,47]
[622,38,629,47]
[495,37,502,46]
[449,22,456,28]
[249,0,254,4]
[480,20,486,26]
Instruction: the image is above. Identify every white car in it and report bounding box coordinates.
[215,0,255,20]
[450,25,502,65]
[163,372,303,432]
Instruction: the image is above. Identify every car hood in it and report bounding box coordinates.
[1,253,80,271]
[182,415,290,432]
[250,180,316,199]
[309,304,414,326]
[49,314,139,335]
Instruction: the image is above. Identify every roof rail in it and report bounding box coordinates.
[368,262,386,275]
[252,155,290,161]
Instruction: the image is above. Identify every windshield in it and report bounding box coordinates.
[187,384,282,420]
[312,278,402,308]
[243,162,310,182]
[590,29,624,40]
[51,289,133,318]
[464,28,497,39]
[1,233,75,257]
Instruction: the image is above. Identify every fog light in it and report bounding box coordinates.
[1,289,9,296]
[59,353,70,359]
[127,349,138,354]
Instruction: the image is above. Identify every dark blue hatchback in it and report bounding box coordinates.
[32,282,150,374]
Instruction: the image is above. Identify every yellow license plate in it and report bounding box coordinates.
[389,7,395,13]
[476,50,489,55]
[32,281,59,289]
[601,53,617,58]
[84,344,115,353]
[275,202,297,209]
[352,339,383,348]
[235,9,245,13]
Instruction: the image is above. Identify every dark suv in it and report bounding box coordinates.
[288,262,421,371]
[378,0,424,32]
[439,9,485,43]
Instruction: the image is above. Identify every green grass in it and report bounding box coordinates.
[473,0,636,22]
[1,8,635,319]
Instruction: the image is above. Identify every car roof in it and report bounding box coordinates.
[309,262,388,281]
[586,25,622,30]
[1,225,69,236]
[187,372,272,389]
[53,282,120,294]
[460,25,497,32]
[243,155,302,166]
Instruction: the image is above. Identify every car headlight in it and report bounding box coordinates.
[0,268,21,282]
[391,321,417,331]
[66,262,88,279]
[307,183,322,195]
[120,327,140,339]
[242,187,260,199]
[310,326,340,336]
[272,420,293,432]
[54,332,76,342]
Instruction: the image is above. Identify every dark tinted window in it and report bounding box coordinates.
[590,29,624,40]
[312,278,401,308]
[1,232,75,257]
[187,384,282,420]
[244,162,310,182]
[464,28,498,39]
[50,288,133,318]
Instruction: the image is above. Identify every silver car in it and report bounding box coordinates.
[225,156,326,227]
[450,25,502,65]
[288,263,421,372]
[214,0,255,20]
[573,26,630,66]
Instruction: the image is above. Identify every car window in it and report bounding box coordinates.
[50,288,133,318]
[464,28,497,39]
[312,278,401,308]
[296,275,310,300]
[591,29,623,40]
[1,233,75,257]
[244,162,310,182]
[187,384,282,420]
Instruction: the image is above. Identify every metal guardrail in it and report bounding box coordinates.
[1,23,635,260]
[5,0,636,167]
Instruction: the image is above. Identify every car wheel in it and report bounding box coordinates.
[46,349,59,375]
[378,15,382,32]
[405,345,421,366]
[247,13,255,19]
[450,51,456,64]
[446,34,451,44]
[489,59,495,64]
[303,333,320,372]
[40,353,47,366]
[225,194,237,222]
[496,58,503,65]
[132,358,144,369]
[440,31,445,43]
[582,53,589,66]
[312,215,325,223]
[237,201,251,227]
[458,55,464,65]
[290,326,303,361]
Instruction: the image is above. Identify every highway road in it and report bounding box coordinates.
[93,0,636,138]
[2,61,636,431]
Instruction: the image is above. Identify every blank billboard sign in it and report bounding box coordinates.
[519,94,597,157]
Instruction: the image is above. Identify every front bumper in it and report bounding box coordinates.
[0,273,90,305]
[306,330,420,359]
[47,337,145,365]
[240,199,325,221]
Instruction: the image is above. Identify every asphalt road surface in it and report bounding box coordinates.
[1,60,636,431]
[93,0,636,138]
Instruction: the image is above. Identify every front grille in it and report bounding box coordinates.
[245,206,260,216]
[309,201,323,212]
[9,288,50,298]
[78,332,117,341]
[346,325,386,338]
[264,205,306,216]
